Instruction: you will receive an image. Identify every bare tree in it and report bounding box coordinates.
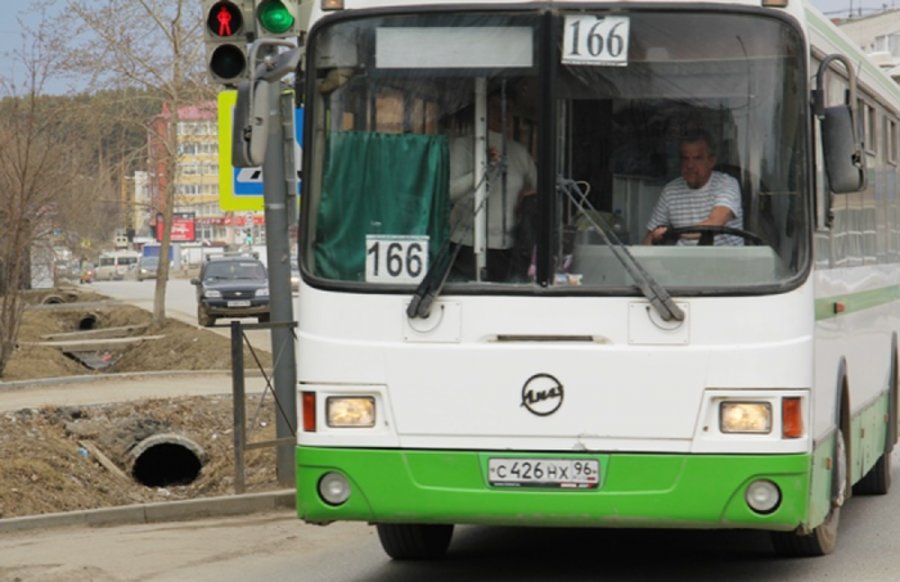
[0,11,76,376]
[65,0,214,325]
[52,88,164,251]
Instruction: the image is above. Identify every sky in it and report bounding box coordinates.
[0,0,898,94]
[816,0,900,16]
[0,4,72,95]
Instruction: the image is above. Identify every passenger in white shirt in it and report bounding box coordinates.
[449,91,537,280]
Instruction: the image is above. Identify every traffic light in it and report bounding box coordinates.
[254,0,302,38]
[204,0,253,85]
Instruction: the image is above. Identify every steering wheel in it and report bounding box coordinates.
[658,225,764,246]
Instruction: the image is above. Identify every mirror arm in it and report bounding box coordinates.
[815,54,858,124]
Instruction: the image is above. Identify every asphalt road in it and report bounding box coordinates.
[90,278,276,353]
[3,456,900,582]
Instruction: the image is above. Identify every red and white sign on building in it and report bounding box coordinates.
[156,212,197,242]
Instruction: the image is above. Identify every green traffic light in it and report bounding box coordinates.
[257,0,295,35]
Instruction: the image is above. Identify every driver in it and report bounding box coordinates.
[642,130,743,246]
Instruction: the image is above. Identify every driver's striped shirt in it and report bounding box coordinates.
[645,171,743,246]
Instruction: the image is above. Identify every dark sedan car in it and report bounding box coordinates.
[137,256,159,281]
[191,255,270,327]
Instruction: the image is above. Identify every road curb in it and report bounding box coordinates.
[0,489,295,533]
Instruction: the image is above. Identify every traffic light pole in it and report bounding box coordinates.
[228,39,301,485]
[262,79,297,486]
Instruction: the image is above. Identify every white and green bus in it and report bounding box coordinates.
[294,0,900,559]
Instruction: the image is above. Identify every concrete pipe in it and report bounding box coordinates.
[128,433,208,488]
[78,313,98,330]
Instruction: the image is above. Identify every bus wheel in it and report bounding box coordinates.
[772,428,846,557]
[375,523,453,560]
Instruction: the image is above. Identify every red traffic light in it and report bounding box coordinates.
[206,1,244,38]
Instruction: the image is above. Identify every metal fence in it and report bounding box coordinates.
[230,319,297,494]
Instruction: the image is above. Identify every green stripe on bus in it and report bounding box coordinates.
[297,447,813,530]
[815,285,900,320]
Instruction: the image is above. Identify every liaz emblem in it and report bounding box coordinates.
[521,373,564,416]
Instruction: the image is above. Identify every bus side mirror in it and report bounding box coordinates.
[232,79,271,168]
[822,103,866,194]
[232,43,301,168]
[815,54,866,197]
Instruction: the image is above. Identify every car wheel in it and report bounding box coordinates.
[198,305,215,327]
[257,313,270,324]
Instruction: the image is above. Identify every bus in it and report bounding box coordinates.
[293,0,900,559]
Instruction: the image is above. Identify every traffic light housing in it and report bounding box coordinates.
[204,0,253,85]
[254,0,302,39]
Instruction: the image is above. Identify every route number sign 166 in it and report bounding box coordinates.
[365,235,429,284]
[562,15,630,67]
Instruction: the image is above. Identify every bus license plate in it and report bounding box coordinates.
[488,458,599,489]
[227,300,251,307]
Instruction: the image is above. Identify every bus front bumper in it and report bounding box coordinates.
[296,447,814,530]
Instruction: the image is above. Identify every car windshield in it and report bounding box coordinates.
[142,258,159,267]
[303,9,809,295]
[204,261,266,280]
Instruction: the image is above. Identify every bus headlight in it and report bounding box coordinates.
[720,402,772,434]
[326,397,375,427]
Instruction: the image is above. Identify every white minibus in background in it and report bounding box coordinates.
[95,250,140,281]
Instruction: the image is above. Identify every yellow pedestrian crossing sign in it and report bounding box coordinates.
[217,89,302,211]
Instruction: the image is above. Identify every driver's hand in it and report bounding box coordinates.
[650,226,668,242]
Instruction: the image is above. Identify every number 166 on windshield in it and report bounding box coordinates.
[366,235,429,284]
[562,15,630,67]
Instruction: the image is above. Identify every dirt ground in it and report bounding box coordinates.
[0,288,282,519]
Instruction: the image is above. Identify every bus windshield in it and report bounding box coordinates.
[303,9,809,294]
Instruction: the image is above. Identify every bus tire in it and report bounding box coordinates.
[771,428,847,557]
[375,523,453,560]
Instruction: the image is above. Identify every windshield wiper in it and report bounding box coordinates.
[406,240,462,319]
[558,178,684,322]
[407,159,498,319]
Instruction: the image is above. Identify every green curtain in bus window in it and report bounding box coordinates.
[315,131,450,281]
